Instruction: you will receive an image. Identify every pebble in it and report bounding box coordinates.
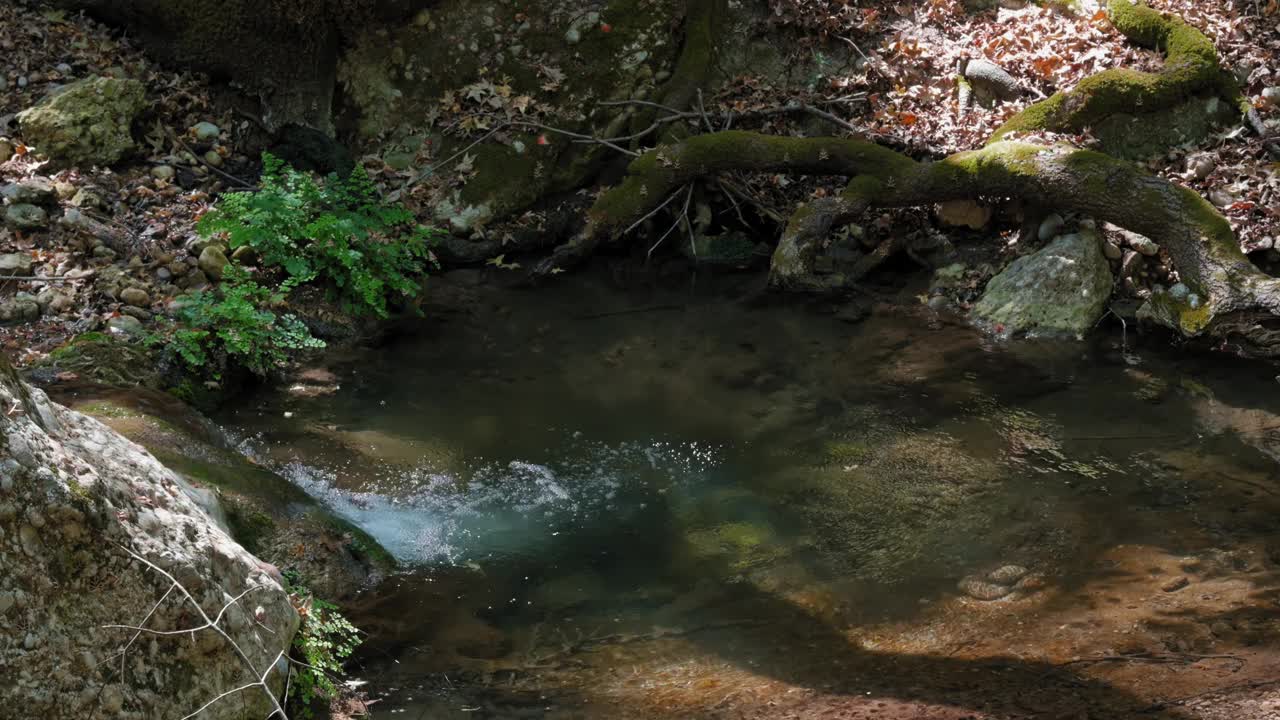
[1208,188,1235,208]
[1128,234,1160,257]
[1263,87,1280,106]
[1102,241,1123,261]
[1168,282,1190,301]
[1120,250,1144,279]
[192,121,220,141]
[203,150,223,167]
[107,315,145,336]
[958,575,1013,601]
[1161,576,1190,592]
[0,140,14,164]
[565,27,582,44]
[119,287,151,307]
[198,246,229,280]
[150,165,176,181]
[1186,153,1216,180]
[1037,213,1064,242]
[55,63,73,75]
[988,564,1029,585]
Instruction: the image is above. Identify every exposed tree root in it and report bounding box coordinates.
[992,0,1264,147]
[533,131,1280,356]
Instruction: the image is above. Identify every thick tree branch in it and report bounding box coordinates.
[991,0,1259,144]
[535,130,1280,355]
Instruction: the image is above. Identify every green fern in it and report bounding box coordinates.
[197,153,440,318]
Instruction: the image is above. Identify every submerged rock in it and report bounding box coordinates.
[0,354,298,716]
[972,230,1112,336]
[16,76,146,167]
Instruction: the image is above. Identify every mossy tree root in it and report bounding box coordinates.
[990,0,1251,143]
[534,130,1280,356]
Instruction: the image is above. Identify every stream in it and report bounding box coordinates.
[218,271,1280,719]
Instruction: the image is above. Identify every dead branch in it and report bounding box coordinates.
[104,544,291,719]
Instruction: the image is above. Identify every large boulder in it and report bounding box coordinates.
[972,229,1113,336]
[17,76,146,168]
[0,355,298,717]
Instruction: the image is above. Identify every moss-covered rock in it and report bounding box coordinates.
[17,76,145,167]
[972,230,1113,337]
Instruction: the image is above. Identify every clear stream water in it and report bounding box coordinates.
[218,271,1280,719]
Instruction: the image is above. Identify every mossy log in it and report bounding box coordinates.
[991,0,1253,143]
[534,130,1280,356]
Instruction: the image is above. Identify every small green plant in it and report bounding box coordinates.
[283,571,363,715]
[152,266,325,377]
[196,153,439,318]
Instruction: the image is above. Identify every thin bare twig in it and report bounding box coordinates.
[106,544,289,719]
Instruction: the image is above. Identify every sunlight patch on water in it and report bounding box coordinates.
[266,435,727,565]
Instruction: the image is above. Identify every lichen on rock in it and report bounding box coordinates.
[17,76,146,167]
[972,229,1114,337]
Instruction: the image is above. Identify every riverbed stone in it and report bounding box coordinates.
[972,230,1113,336]
[16,76,146,167]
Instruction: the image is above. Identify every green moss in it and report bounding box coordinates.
[310,508,397,570]
[990,0,1229,143]
[225,501,277,555]
[457,138,546,213]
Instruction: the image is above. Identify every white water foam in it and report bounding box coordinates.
[266,437,726,565]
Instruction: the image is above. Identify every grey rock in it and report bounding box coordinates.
[1120,250,1144,279]
[119,287,151,307]
[1,177,56,205]
[3,203,49,230]
[198,246,229,280]
[192,121,220,141]
[972,230,1113,336]
[0,140,13,163]
[988,564,1029,585]
[0,298,40,324]
[106,314,144,336]
[0,253,33,275]
[0,358,297,717]
[1102,241,1123,261]
[69,188,105,209]
[203,150,223,167]
[1168,282,1190,301]
[1037,212,1064,242]
[120,306,152,322]
[1128,234,1160,257]
[150,164,176,181]
[1263,87,1280,106]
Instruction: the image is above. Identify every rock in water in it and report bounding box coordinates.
[0,354,298,716]
[972,230,1112,337]
[16,76,146,167]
